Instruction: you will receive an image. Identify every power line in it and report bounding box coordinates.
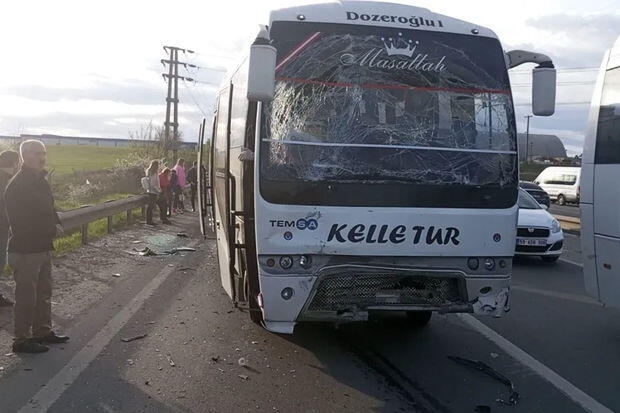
[181,79,209,118]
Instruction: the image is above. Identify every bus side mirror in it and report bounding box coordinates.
[247,27,276,102]
[532,66,556,116]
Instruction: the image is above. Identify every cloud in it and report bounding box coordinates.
[511,13,620,68]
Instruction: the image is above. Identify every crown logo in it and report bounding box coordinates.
[382,33,418,57]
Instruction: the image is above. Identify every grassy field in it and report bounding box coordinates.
[45,145,135,175]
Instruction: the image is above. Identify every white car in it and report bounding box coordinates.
[515,188,563,262]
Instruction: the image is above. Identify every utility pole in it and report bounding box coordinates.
[162,46,195,164]
[524,114,532,163]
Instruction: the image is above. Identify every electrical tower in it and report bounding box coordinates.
[161,46,196,163]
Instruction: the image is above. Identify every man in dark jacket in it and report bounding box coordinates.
[186,161,198,212]
[6,140,68,353]
[0,150,19,307]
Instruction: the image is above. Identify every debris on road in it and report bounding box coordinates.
[164,247,197,254]
[238,357,247,367]
[211,356,219,362]
[176,232,189,237]
[167,355,176,367]
[490,353,499,359]
[112,273,121,277]
[238,374,249,380]
[121,333,148,343]
[448,356,519,406]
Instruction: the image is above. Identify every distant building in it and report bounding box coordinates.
[0,134,197,150]
[517,133,566,162]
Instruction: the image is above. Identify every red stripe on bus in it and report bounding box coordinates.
[275,77,511,95]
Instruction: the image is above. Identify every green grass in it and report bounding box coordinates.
[44,145,198,176]
[53,207,144,256]
[55,192,137,211]
[45,145,134,175]
[519,163,547,182]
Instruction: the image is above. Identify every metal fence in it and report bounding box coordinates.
[57,194,150,244]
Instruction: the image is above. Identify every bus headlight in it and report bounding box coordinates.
[279,256,293,269]
[467,257,479,270]
[281,287,294,300]
[551,220,561,233]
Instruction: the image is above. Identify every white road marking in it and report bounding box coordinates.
[18,240,201,413]
[511,284,599,306]
[457,314,614,413]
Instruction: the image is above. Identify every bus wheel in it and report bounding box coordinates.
[405,311,432,327]
[557,194,566,205]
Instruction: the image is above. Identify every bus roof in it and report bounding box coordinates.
[269,1,499,39]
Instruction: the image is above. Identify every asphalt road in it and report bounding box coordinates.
[1,214,617,412]
[548,203,580,218]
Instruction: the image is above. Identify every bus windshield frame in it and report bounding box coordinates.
[260,21,518,208]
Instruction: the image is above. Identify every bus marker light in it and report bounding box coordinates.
[499,259,507,269]
[281,287,294,300]
[266,258,275,267]
[484,258,495,270]
[279,256,293,269]
[257,293,264,308]
[299,255,312,269]
[467,257,479,270]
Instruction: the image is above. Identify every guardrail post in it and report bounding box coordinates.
[107,216,113,234]
[81,224,88,245]
[141,206,146,218]
[126,209,132,226]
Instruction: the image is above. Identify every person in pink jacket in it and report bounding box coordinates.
[172,158,186,211]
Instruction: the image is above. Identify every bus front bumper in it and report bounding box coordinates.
[259,274,511,334]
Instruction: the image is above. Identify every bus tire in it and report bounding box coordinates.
[557,194,566,205]
[405,311,432,327]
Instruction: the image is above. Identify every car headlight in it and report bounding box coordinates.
[551,220,561,233]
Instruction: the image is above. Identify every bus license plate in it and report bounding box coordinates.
[517,238,547,246]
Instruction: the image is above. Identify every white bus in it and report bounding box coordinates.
[580,35,620,308]
[198,1,557,334]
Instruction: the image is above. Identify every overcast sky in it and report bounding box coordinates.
[1,0,618,155]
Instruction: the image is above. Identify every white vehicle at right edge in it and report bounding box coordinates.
[515,188,563,262]
[198,1,557,334]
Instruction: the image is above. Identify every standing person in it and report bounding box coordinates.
[0,150,19,307]
[169,169,180,214]
[158,167,171,218]
[186,161,198,212]
[6,140,68,353]
[144,160,170,226]
[172,158,186,211]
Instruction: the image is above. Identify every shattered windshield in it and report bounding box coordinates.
[260,22,517,207]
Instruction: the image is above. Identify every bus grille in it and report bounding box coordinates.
[306,273,464,312]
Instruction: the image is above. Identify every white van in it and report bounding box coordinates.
[534,167,581,205]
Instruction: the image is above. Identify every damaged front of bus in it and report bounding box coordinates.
[252,2,519,334]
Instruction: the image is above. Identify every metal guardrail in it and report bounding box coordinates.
[57,194,150,244]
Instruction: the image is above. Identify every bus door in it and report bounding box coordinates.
[213,85,235,299]
[197,118,214,235]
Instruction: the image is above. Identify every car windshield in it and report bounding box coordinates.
[518,188,542,209]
